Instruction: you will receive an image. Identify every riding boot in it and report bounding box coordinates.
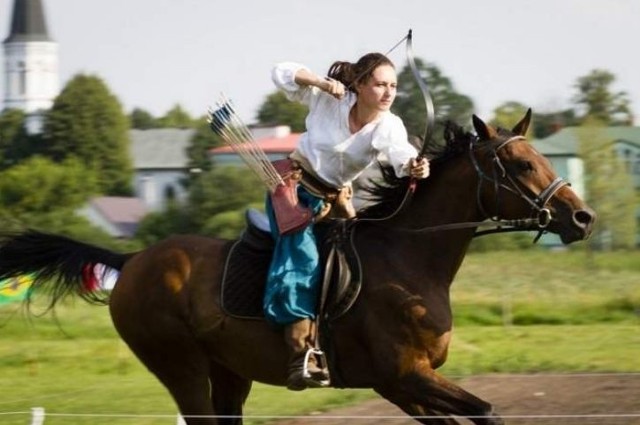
[284,318,330,391]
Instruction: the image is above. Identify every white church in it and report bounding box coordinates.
[3,0,58,134]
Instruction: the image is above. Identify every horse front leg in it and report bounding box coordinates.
[376,366,503,425]
[373,393,462,425]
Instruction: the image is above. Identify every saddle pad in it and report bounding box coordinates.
[220,239,271,320]
[220,221,363,321]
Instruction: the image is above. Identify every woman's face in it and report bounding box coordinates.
[356,64,397,112]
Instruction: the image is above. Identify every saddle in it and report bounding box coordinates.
[220,209,362,323]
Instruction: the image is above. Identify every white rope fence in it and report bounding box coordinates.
[2,410,640,424]
[2,373,638,423]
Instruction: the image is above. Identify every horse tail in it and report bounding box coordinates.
[0,230,134,307]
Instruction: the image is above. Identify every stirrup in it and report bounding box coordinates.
[303,348,330,387]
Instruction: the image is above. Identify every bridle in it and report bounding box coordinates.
[468,135,570,241]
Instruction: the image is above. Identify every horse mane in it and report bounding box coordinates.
[358,121,475,219]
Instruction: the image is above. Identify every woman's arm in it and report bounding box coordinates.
[294,68,345,99]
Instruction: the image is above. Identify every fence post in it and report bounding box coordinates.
[177,413,187,425]
[31,407,45,425]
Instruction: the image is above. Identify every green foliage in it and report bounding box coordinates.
[576,119,637,249]
[531,109,577,139]
[490,102,534,138]
[201,202,263,239]
[188,165,265,232]
[257,91,308,132]
[467,232,537,253]
[441,325,639,375]
[0,108,40,169]
[572,69,633,126]
[135,202,195,246]
[394,58,474,144]
[42,73,133,196]
[128,107,158,129]
[134,167,265,244]
[156,104,195,128]
[185,117,224,177]
[0,156,98,215]
[452,250,640,326]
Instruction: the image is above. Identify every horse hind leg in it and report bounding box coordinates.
[131,341,218,424]
[209,361,253,425]
[113,317,218,424]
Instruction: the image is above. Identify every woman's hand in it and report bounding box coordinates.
[320,77,346,100]
[409,157,430,179]
[294,68,345,99]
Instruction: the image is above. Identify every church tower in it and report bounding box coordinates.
[3,0,59,133]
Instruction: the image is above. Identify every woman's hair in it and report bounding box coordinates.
[327,53,394,93]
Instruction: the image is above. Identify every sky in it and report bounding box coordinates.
[1,0,639,125]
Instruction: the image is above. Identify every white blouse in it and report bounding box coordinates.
[272,62,418,189]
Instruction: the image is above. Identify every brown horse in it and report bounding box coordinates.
[0,111,595,425]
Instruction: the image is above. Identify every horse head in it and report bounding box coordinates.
[469,109,596,244]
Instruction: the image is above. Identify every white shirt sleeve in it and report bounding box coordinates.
[271,62,317,105]
[372,114,417,178]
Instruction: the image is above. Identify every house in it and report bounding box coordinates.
[78,196,148,238]
[532,126,640,245]
[532,126,640,190]
[129,128,196,211]
[209,125,300,166]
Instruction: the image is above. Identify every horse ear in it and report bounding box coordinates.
[472,114,498,140]
[511,108,532,136]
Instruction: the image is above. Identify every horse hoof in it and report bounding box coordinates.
[484,410,504,425]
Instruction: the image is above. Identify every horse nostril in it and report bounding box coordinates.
[573,209,595,228]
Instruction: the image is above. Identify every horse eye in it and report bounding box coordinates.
[516,161,534,173]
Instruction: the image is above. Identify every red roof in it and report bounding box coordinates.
[210,133,300,154]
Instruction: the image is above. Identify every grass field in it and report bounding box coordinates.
[0,249,638,424]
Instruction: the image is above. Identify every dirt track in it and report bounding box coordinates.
[273,374,640,424]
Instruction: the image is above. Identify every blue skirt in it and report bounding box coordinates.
[263,187,324,325]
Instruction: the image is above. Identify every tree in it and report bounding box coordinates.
[135,202,195,246]
[129,107,158,129]
[0,108,27,168]
[393,59,474,145]
[0,108,43,169]
[576,118,637,250]
[188,166,265,234]
[490,102,533,137]
[0,156,97,217]
[572,69,633,126]
[43,74,133,195]
[135,166,264,242]
[531,109,577,139]
[257,91,308,132]
[186,118,224,177]
[157,104,195,128]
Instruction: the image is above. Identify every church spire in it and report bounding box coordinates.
[4,0,52,43]
[3,0,58,133]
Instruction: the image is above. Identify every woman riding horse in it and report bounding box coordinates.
[0,110,595,425]
[265,53,429,390]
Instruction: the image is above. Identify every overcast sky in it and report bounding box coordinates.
[2,0,638,125]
